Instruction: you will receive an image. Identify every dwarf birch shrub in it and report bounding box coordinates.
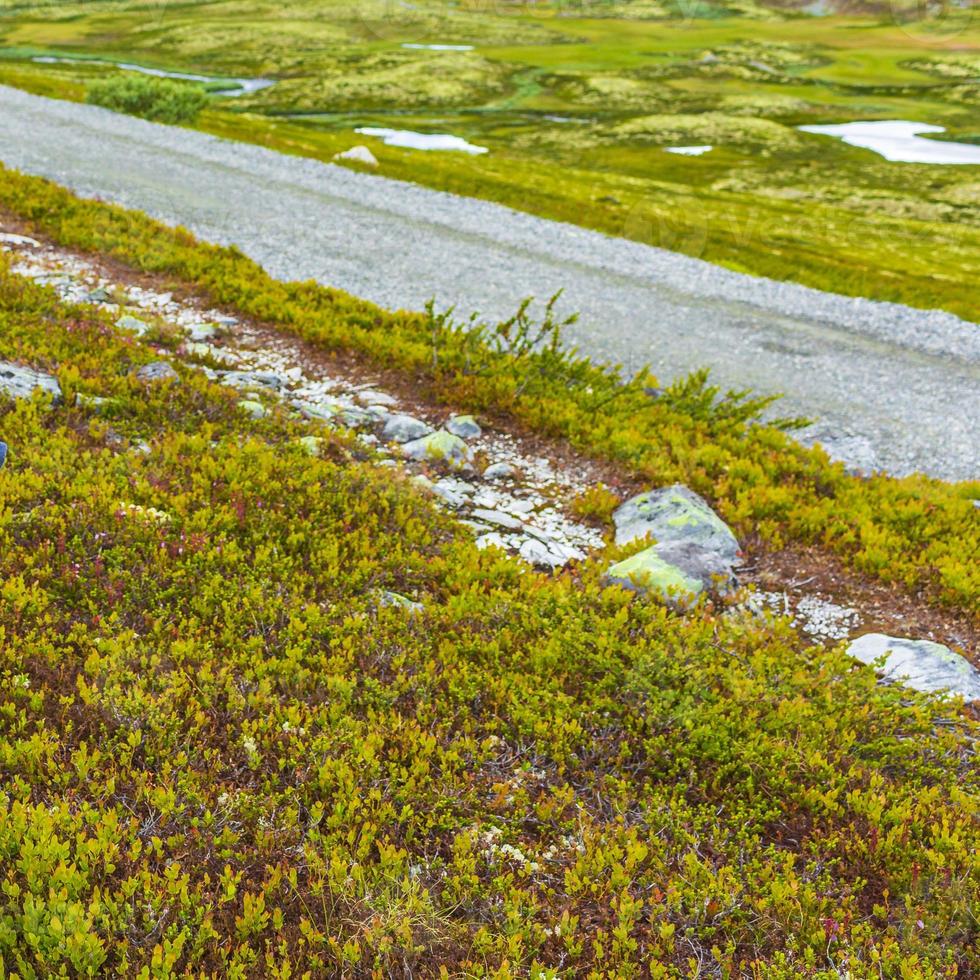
[1,167,975,614]
[86,75,207,125]
[0,249,976,976]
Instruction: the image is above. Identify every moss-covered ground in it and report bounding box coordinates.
[0,173,978,978]
[0,0,977,319]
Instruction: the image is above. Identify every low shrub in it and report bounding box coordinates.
[86,74,207,125]
[1,167,975,615]
[0,249,977,976]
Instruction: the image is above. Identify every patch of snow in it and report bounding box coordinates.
[355,127,488,155]
[401,43,474,51]
[799,120,980,165]
[665,145,713,156]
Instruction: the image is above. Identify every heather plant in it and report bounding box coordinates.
[1,167,975,614]
[86,75,207,125]
[0,247,977,976]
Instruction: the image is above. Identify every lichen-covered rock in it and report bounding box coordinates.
[445,414,482,439]
[220,370,284,392]
[117,314,150,336]
[238,399,266,419]
[135,361,179,384]
[298,436,323,456]
[376,590,423,614]
[402,430,474,469]
[76,392,118,412]
[604,546,703,606]
[337,406,376,430]
[613,484,740,563]
[296,397,342,421]
[847,634,980,701]
[382,413,433,444]
[187,322,218,341]
[0,361,62,404]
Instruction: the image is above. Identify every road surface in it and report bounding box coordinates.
[0,84,977,480]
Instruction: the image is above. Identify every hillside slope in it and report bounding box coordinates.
[0,219,978,977]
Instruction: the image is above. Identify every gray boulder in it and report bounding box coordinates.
[220,370,284,392]
[0,361,62,404]
[117,314,151,336]
[382,413,433,444]
[402,430,474,469]
[445,414,482,439]
[847,634,980,702]
[483,462,516,482]
[605,540,734,607]
[135,361,179,384]
[612,484,740,563]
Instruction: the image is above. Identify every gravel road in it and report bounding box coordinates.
[1,84,977,480]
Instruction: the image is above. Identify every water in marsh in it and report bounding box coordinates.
[799,121,980,164]
[31,55,273,96]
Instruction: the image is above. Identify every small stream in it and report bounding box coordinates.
[31,55,273,97]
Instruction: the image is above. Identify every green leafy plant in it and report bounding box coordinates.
[86,75,207,125]
[0,167,977,615]
[0,251,976,976]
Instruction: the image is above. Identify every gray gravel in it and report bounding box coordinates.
[0,83,977,480]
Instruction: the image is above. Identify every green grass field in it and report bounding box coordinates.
[0,0,977,319]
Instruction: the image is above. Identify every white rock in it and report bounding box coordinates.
[0,361,62,404]
[476,532,509,551]
[519,536,582,569]
[482,462,516,481]
[334,145,379,167]
[470,507,524,531]
[382,414,433,443]
[847,634,980,701]
[357,389,398,407]
[0,232,39,247]
[446,414,482,439]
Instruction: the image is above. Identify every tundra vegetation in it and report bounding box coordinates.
[2,168,977,615]
[0,174,978,978]
[0,0,977,318]
[85,74,208,124]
